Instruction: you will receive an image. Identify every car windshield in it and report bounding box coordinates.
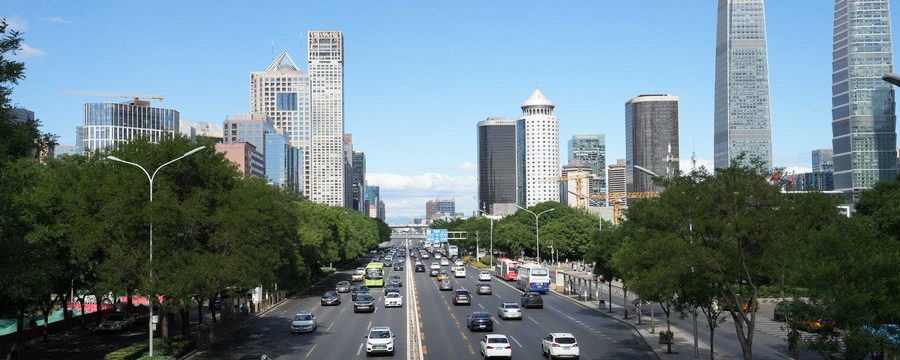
[293,314,312,321]
[386,293,400,298]
[324,291,337,297]
[556,337,576,344]
[338,281,349,286]
[488,338,509,344]
[456,291,468,295]
[370,330,391,339]
[357,294,373,301]
[106,314,124,321]
[481,271,490,275]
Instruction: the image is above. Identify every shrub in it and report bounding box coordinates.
[104,342,147,360]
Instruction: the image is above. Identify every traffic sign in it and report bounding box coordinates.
[426,229,448,243]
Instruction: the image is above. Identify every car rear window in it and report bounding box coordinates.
[488,337,509,344]
[503,303,519,309]
[472,312,490,319]
[556,337,576,344]
[357,295,372,301]
[456,291,469,295]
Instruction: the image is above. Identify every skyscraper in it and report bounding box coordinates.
[366,186,380,218]
[568,134,607,196]
[714,0,773,171]
[351,151,366,212]
[251,50,311,197]
[517,89,560,207]
[811,149,834,173]
[625,94,680,194]
[265,132,303,195]
[308,30,345,206]
[82,100,178,154]
[832,0,897,200]
[478,117,518,216]
[223,113,276,154]
[608,159,626,195]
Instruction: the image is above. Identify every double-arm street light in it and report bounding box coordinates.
[476,209,502,268]
[515,205,555,264]
[106,146,205,357]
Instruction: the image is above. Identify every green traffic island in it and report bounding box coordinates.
[104,338,197,360]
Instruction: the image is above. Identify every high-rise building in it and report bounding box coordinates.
[351,151,366,212]
[714,0,773,171]
[568,134,607,195]
[626,94,680,194]
[343,134,354,209]
[251,51,312,197]
[54,144,77,156]
[75,126,83,155]
[308,30,345,206]
[223,113,276,154]
[265,132,303,194]
[366,186,381,218]
[517,89,560,207]
[608,159,626,195]
[832,0,897,200]
[215,142,266,178]
[425,199,455,221]
[179,120,224,142]
[377,200,386,221]
[10,108,34,124]
[811,149,834,173]
[791,171,835,192]
[82,99,178,154]
[477,117,518,216]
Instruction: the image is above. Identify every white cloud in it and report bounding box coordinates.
[368,172,477,219]
[456,161,477,171]
[16,43,46,58]
[4,16,28,31]
[368,172,476,193]
[42,16,72,24]
[679,156,714,173]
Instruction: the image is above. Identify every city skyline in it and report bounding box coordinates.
[6,1,900,221]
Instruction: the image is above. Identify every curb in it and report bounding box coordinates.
[548,289,662,360]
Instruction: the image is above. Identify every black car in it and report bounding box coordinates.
[453,289,472,305]
[351,285,370,301]
[466,311,494,332]
[393,263,404,271]
[321,291,341,306]
[389,275,403,287]
[521,291,544,309]
[385,283,401,294]
[353,294,375,313]
[415,264,426,272]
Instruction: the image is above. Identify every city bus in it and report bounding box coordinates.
[515,262,550,294]
[364,262,384,287]
[494,258,518,281]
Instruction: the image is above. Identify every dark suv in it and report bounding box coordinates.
[521,291,543,309]
[415,264,426,272]
[353,293,375,313]
[351,285,370,301]
[453,289,472,305]
[466,311,494,332]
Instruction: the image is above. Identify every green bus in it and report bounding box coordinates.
[364,262,384,287]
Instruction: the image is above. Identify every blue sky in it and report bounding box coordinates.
[4,1,899,222]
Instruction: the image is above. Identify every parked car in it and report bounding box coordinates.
[453,289,472,305]
[521,291,544,309]
[541,333,579,359]
[498,302,523,320]
[99,312,135,331]
[354,294,376,313]
[335,280,352,293]
[320,291,341,306]
[289,312,316,333]
[466,311,494,332]
[365,327,396,356]
[477,283,492,295]
[480,334,512,359]
[478,271,492,281]
[384,292,403,308]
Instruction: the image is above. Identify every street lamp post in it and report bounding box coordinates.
[515,205,555,263]
[106,146,205,357]
[477,209,501,268]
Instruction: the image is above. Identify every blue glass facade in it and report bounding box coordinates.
[264,132,303,195]
[81,101,178,153]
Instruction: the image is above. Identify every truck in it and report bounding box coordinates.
[448,245,459,258]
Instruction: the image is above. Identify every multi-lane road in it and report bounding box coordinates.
[187,236,656,359]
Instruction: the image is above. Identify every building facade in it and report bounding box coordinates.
[82,100,178,154]
[265,132,303,194]
[366,186,380,218]
[215,142,266,178]
[568,134,607,196]
[517,89,560,207]
[426,199,455,221]
[560,163,593,208]
[477,117,518,216]
[608,159,626,195]
[351,151,366,212]
[223,113,276,155]
[75,126,84,155]
[54,144,77,156]
[792,171,835,192]
[251,50,312,197]
[714,0,773,171]
[626,94,680,194]
[812,149,834,173]
[308,30,345,206]
[10,108,34,124]
[832,0,897,200]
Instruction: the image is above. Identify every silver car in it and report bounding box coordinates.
[498,302,523,320]
[290,311,316,333]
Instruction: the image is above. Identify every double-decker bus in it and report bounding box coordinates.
[515,262,551,293]
[494,258,518,281]
[364,262,384,287]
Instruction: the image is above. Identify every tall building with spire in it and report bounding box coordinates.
[517,89,560,207]
[308,31,345,206]
[250,51,311,197]
[714,0,773,171]
[831,0,897,201]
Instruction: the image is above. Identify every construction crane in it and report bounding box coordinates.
[558,173,594,208]
[568,191,660,225]
[62,90,165,102]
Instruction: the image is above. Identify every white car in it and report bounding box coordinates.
[454,267,466,278]
[384,292,403,308]
[290,311,316,333]
[440,258,450,266]
[480,334,512,359]
[498,302,522,320]
[365,327,396,356]
[541,333,579,359]
[478,271,492,281]
[352,268,365,282]
[430,262,441,270]
[434,253,442,259]
[454,259,464,267]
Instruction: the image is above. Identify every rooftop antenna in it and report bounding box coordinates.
[691,141,697,172]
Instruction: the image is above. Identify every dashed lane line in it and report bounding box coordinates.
[528,317,540,325]
[325,322,334,331]
[356,342,364,356]
[367,321,372,330]
[305,344,318,358]
[478,303,484,310]
[509,335,523,348]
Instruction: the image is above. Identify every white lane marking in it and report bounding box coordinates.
[249,333,263,339]
[356,342,364,356]
[338,307,347,316]
[368,321,373,330]
[478,303,484,310]
[305,343,318,358]
[528,317,540,325]
[326,322,334,331]
[509,335,523,348]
